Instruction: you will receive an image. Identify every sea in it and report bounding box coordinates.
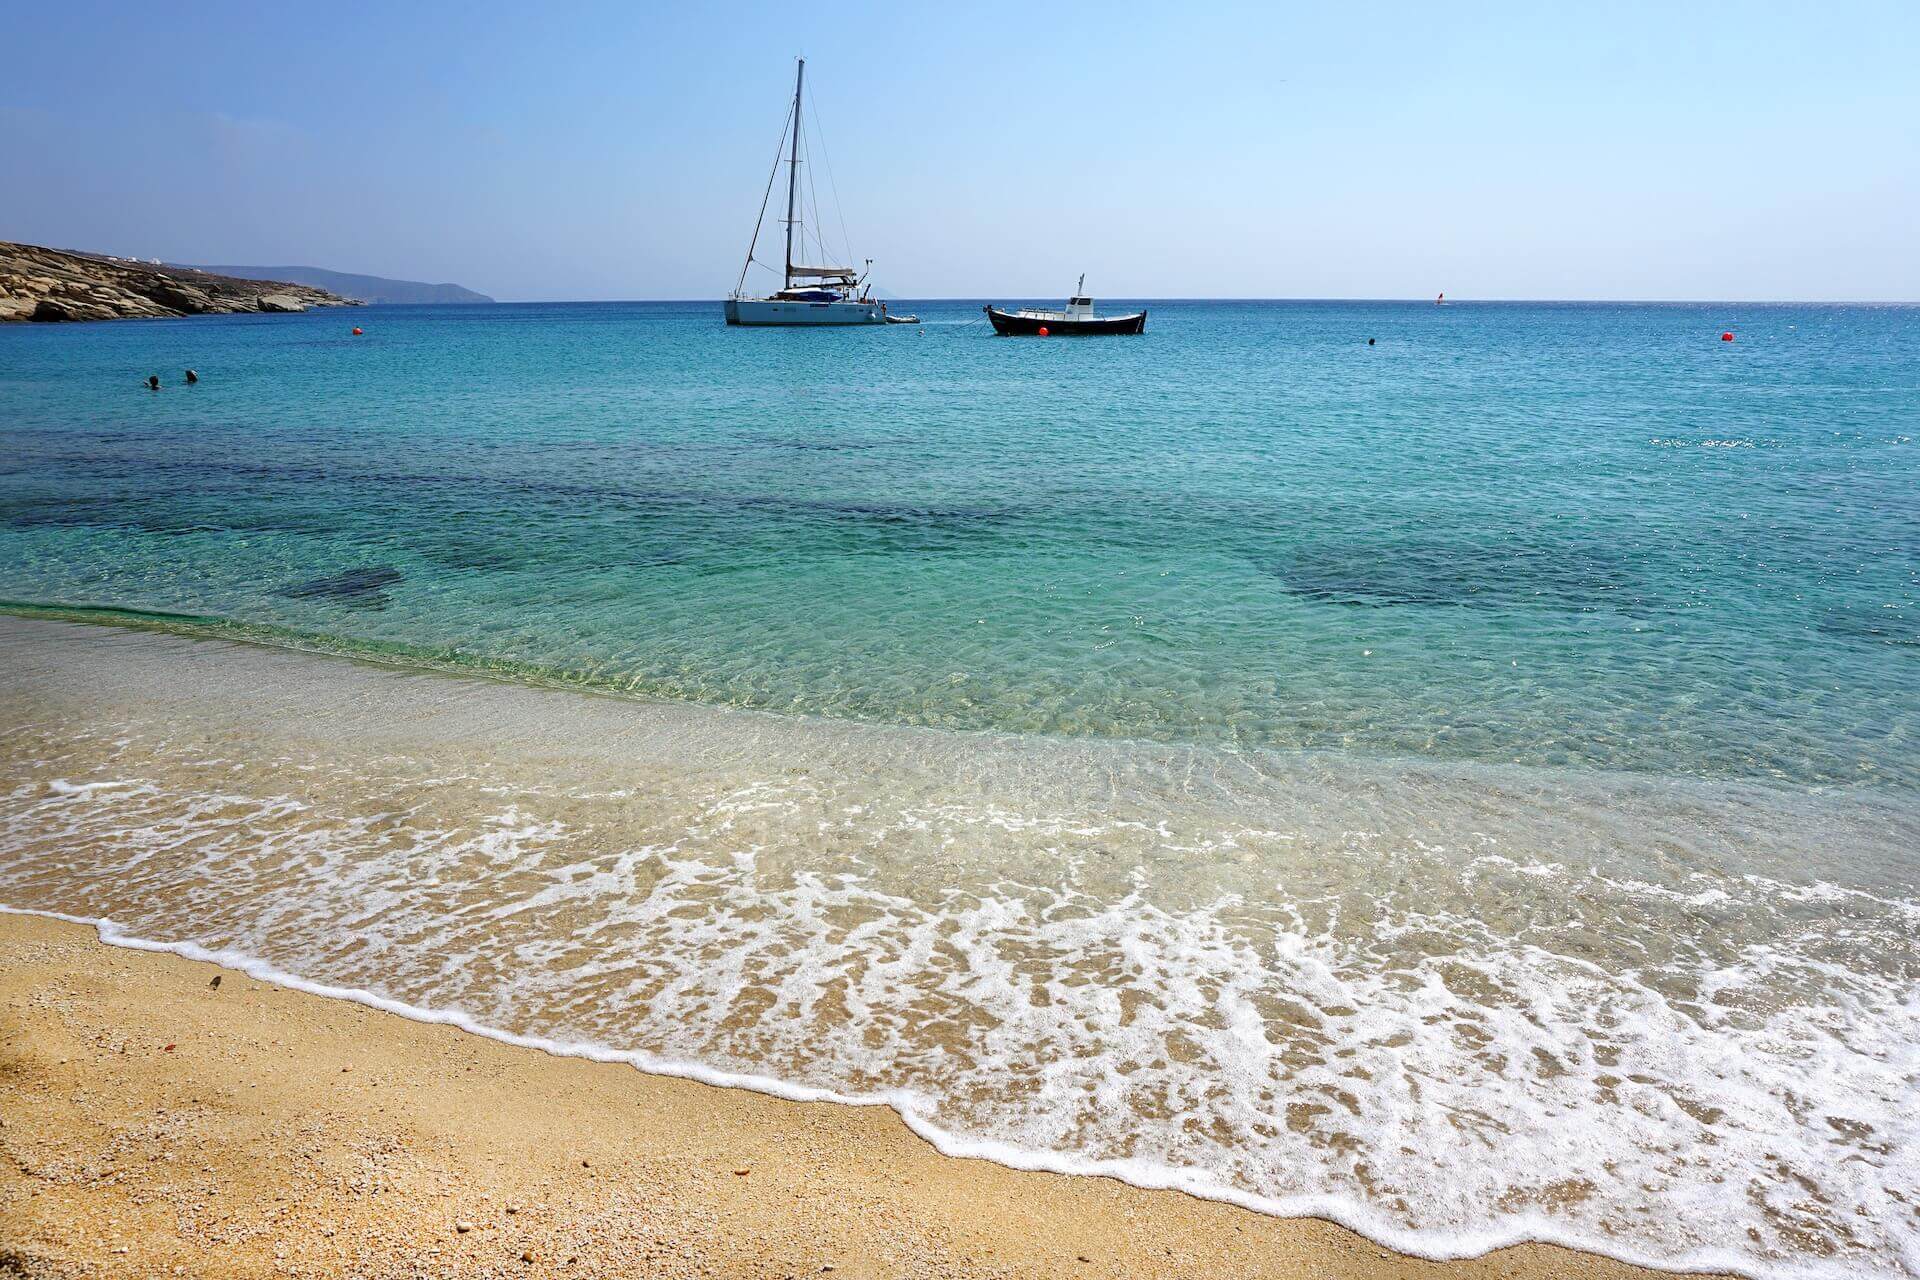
[1,299,1915,1277]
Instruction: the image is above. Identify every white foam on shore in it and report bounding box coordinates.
[0,901,1785,1279]
[3,616,1917,1279]
[46,778,151,797]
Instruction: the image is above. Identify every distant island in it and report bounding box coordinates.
[189,265,494,306]
[0,241,358,322]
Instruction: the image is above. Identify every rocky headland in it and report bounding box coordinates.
[0,240,360,322]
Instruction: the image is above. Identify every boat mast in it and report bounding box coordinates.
[784,58,804,292]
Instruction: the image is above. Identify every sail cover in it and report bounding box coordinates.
[789,264,856,278]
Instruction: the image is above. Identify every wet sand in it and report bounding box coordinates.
[1,913,1725,1280]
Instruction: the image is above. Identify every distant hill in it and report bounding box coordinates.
[188,265,493,306]
[1,241,357,322]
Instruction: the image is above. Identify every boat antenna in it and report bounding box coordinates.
[1078,272,1085,296]
[784,57,804,292]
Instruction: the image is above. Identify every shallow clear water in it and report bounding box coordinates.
[2,300,1915,784]
[2,302,1917,1277]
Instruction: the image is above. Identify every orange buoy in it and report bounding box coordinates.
[1720,331,1733,341]
[352,327,364,335]
[1037,326,1050,337]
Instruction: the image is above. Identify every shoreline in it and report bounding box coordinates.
[4,601,1912,810]
[1,911,1729,1279]
[2,615,1905,1277]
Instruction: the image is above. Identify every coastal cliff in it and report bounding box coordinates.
[0,240,359,322]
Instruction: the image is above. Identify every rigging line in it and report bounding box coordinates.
[737,98,796,295]
[792,114,806,263]
[792,109,809,264]
[800,107,822,266]
[802,108,827,268]
[805,89,855,278]
[798,104,829,268]
[807,113,836,271]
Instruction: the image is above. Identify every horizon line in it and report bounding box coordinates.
[400,295,1920,307]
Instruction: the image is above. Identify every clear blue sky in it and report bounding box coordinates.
[4,1,1915,301]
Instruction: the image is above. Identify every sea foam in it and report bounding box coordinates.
[2,618,1917,1279]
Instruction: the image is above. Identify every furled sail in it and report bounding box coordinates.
[788,265,855,278]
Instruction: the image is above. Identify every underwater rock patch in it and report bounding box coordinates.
[280,566,403,608]
[1267,541,1638,611]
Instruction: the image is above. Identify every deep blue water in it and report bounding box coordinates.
[2,299,1916,785]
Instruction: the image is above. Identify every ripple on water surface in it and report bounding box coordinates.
[2,620,1916,1279]
[1,300,1915,786]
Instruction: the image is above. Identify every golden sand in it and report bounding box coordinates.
[0,913,1723,1279]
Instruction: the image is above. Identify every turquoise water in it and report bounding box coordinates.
[2,300,1915,786]
[5,302,1920,1276]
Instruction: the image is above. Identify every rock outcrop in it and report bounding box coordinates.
[0,241,360,323]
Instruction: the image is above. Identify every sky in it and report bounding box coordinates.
[3,1,1916,301]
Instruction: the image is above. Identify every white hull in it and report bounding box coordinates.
[724,297,886,326]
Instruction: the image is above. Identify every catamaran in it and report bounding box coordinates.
[725,60,903,326]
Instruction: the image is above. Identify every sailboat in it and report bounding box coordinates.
[724,60,897,326]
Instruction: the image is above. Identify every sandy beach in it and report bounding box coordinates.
[8,5,1918,1273]
[0,911,1731,1280]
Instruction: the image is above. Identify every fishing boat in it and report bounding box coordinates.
[983,277,1146,335]
[725,60,900,326]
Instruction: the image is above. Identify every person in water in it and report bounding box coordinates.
[184,369,198,384]
[146,375,160,390]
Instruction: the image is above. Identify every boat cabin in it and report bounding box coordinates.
[773,285,852,302]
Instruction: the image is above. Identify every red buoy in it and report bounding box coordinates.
[1037,326,1050,337]
[352,326,364,335]
[1720,331,1733,342]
